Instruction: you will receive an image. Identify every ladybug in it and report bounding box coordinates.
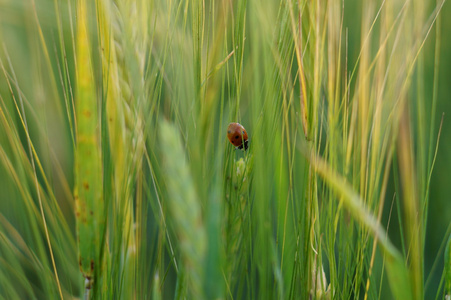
[227,122,249,150]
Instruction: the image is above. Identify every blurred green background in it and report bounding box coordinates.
[346,0,451,295]
[424,0,451,294]
[342,0,451,296]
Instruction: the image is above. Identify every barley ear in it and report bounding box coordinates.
[159,119,206,299]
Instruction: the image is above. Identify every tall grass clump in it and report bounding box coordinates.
[0,0,449,299]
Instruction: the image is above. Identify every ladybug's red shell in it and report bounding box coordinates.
[227,123,248,148]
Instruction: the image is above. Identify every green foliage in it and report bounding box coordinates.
[74,0,105,287]
[0,0,449,299]
[445,236,451,297]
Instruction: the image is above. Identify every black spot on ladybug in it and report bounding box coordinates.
[237,140,249,150]
[235,135,239,139]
